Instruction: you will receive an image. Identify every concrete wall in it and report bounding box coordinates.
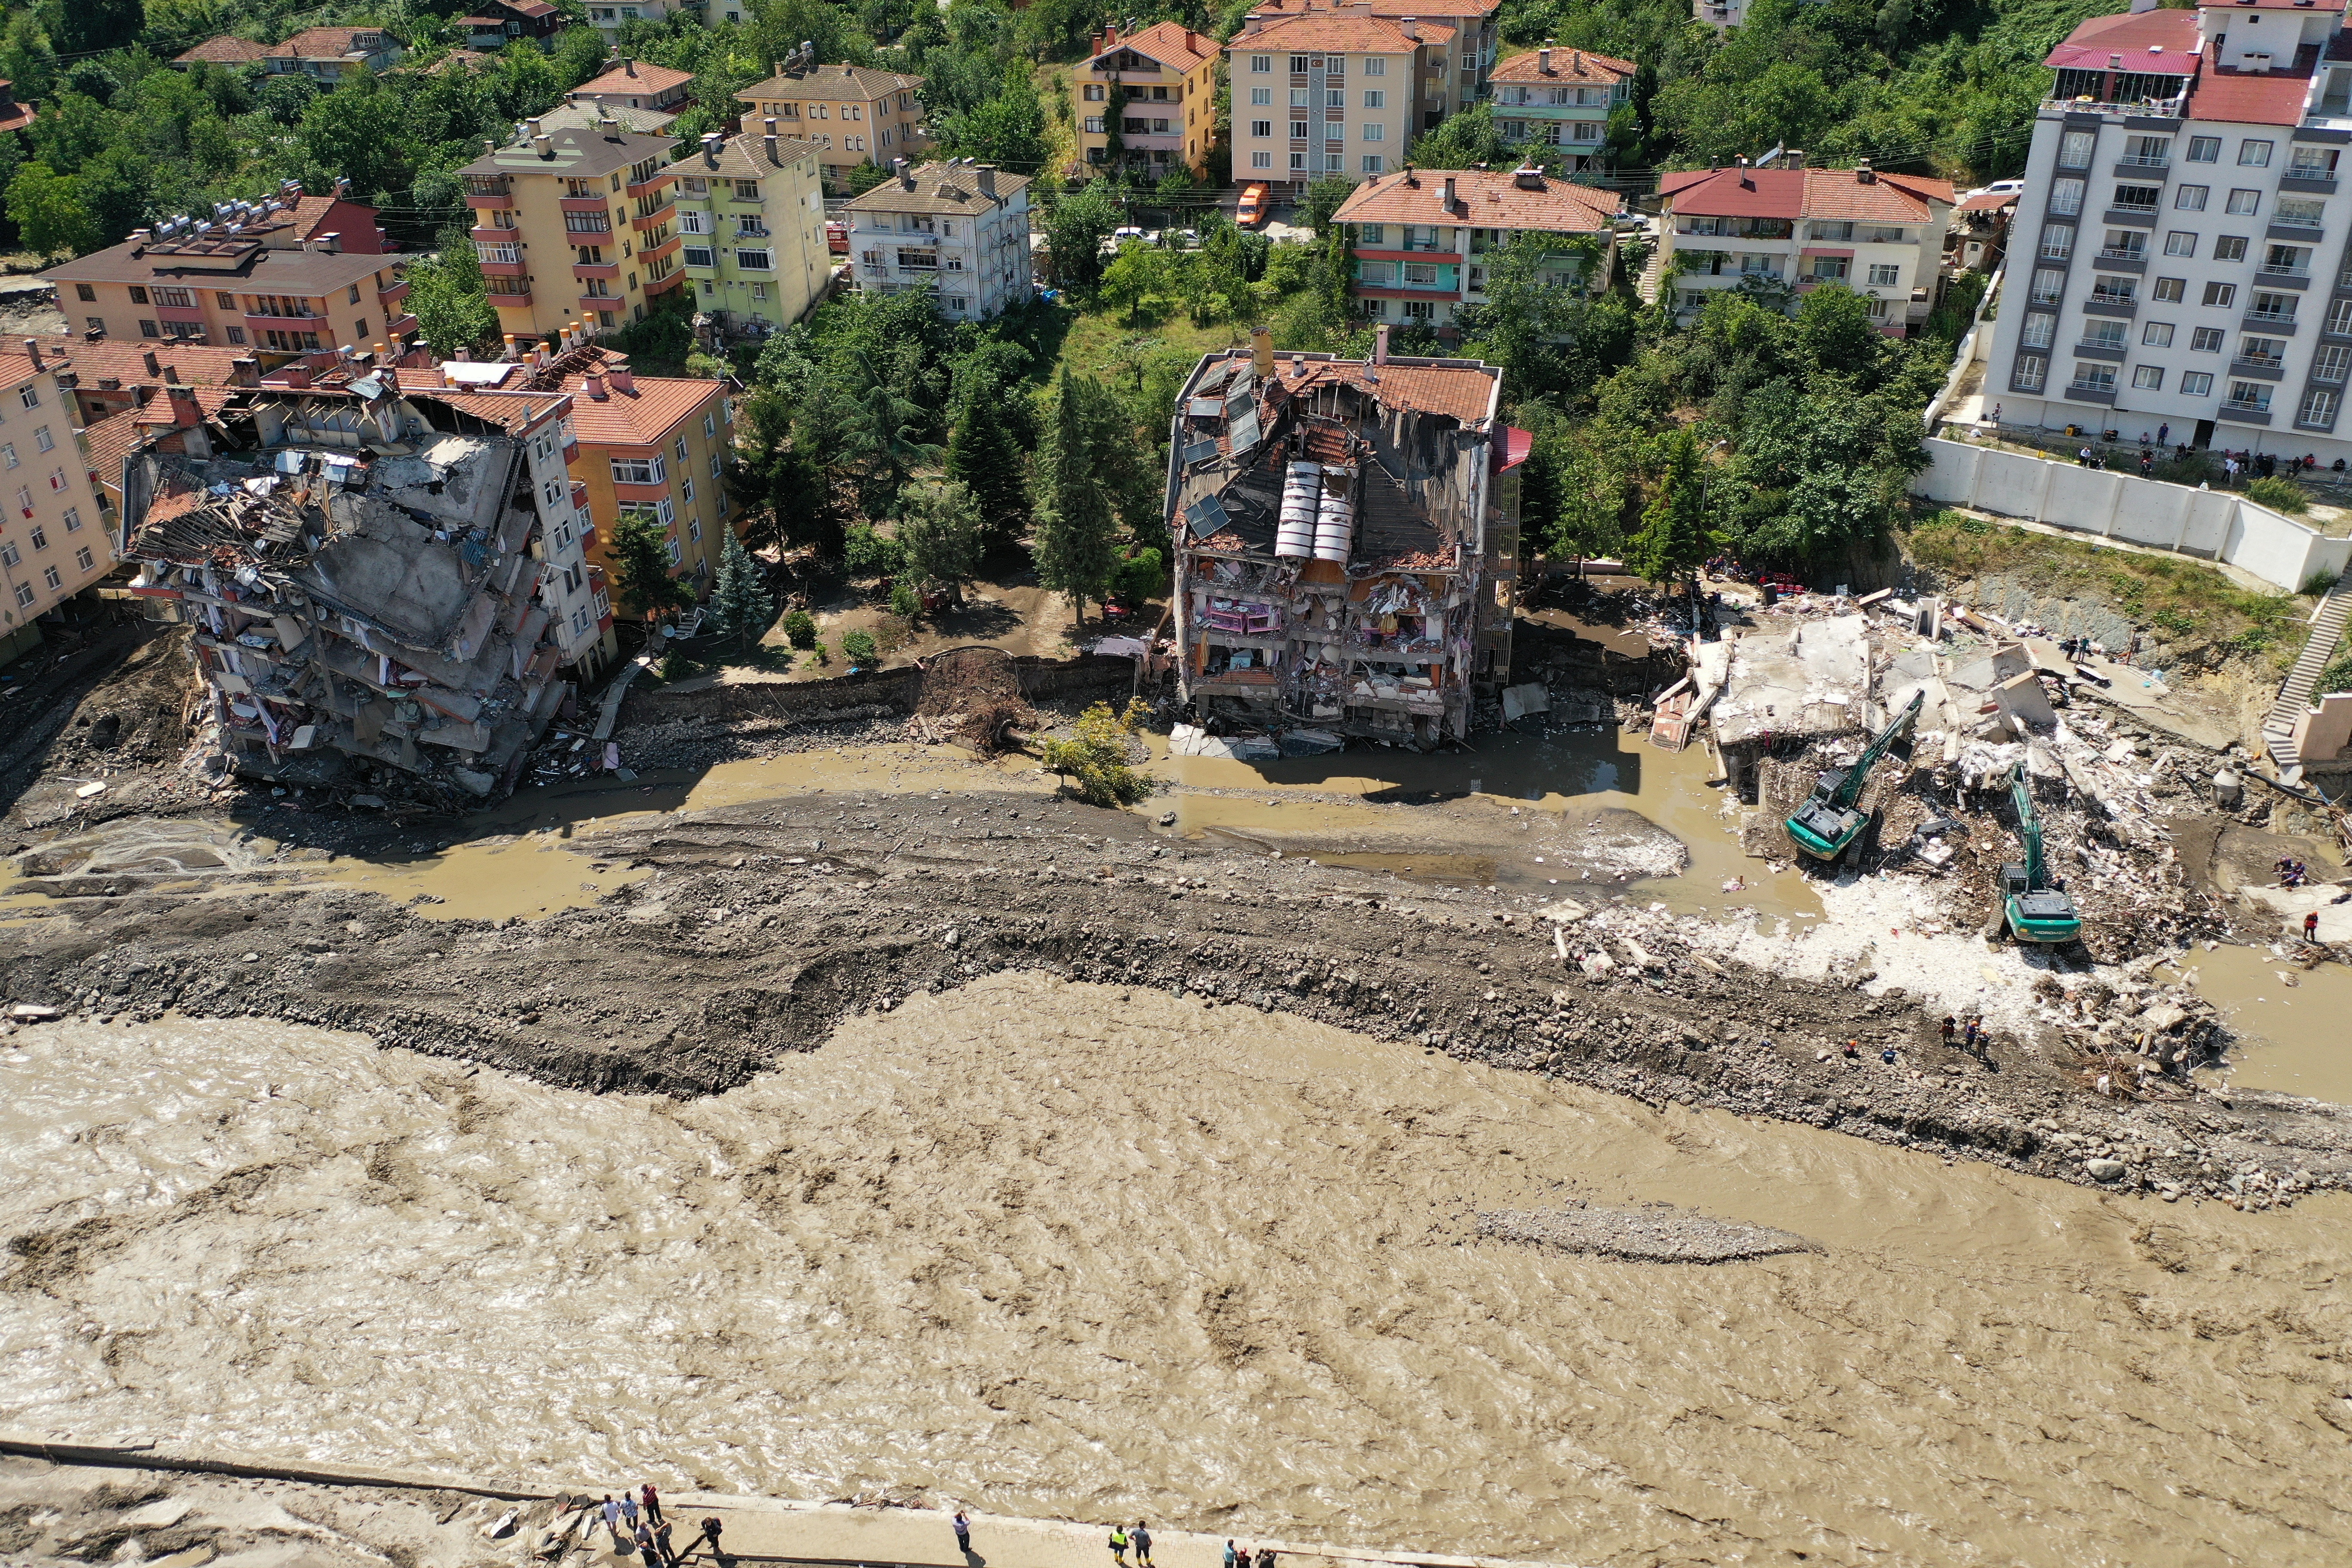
[1914,438,2352,591]
[2289,691,2352,765]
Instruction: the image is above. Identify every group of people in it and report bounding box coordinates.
[1108,1522,1154,1566]
[595,1485,723,1566]
[2278,856,2315,888]
[1941,1015,1992,1057]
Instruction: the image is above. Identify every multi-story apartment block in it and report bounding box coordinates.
[843,159,1033,321]
[547,352,737,606]
[737,52,928,192]
[1228,6,1462,195]
[1984,0,2352,455]
[0,345,118,665]
[1073,22,1221,179]
[566,58,694,118]
[1242,0,1503,117]
[675,124,832,331]
[1486,44,1633,173]
[1656,158,1956,334]
[1333,164,1619,327]
[459,120,686,342]
[44,226,415,363]
[583,0,704,40]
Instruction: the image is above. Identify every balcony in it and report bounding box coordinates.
[632,202,675,231]
[470,224,522,243]
[465,191,516,212]
[644,270,689,297]
[2063,380,2119,404]
[2218,399,2273,425]
[560,196,611,214]
[624,170,674,199]
[377,279,410,309]
[2280,174,2339,195]
[2269,218,2328,239]
[2072,340,2128,360]
[476,258,527,277]
[2230,356,2288,380]
[578,292,621,311]
[639,232,682,263]
[2259,265,2312,287]
[2040,96,2184,121]
[2082,295,2138,316]
[2094,250,2147,273]
[573,261,621,280]
[463,176,510,199]
[484,289,532,309]
[2242,308,2298,329]
[2113,155,2170,172]
[243,308,322,329]
[2101,205,2159,226]
[155,303,207,324]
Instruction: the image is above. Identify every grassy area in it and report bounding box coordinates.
[1051,307,1248,389]
[1902,508,2312,665]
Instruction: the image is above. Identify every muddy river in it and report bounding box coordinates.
[2,980,2347,1566]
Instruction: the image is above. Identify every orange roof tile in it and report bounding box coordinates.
[1488,46,1634,83]
[1244,0,1497,18]
[571,60,696,98]
[1799,167,1954,221]
[273,27,392,58]
[80,406,150,494]
[1089,21,1217,73]
[1334,167,1618,231]
[1239,352,1498,425]
[31,336,250,388]
[557,373,722,447]
[1232,11,1454,54]
[418,387,573,433]
[175,35,271,64]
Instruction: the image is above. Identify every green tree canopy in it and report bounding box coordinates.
[610,508,698,622]
[1033,365,1121,625]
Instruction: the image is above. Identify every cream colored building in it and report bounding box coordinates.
[0,346,117,665]
[1228,6,1459,196]
[674,124,831,331]
[459,120,686,343]
[737,52,927,192]
[1072,21,1221,180]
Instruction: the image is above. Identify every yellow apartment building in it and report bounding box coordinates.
[736,49,927,192]
[459,120,686,343]
[1072,22,1220,179]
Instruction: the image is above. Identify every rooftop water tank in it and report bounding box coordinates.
[1276,461,1321,559]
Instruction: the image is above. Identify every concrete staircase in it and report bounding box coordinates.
[2262,564,2352,778]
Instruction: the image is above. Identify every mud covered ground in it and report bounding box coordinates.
[6,780,2350,1210]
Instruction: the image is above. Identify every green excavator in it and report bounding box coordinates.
[1785,690,1926,862]
[1994,766,2082,945]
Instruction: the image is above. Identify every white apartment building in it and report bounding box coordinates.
[1656,158,1956,334]
[1227,6,1461,195]
[0,345,116,666]
[842,159,1033,322]
[1988,0,2352,454]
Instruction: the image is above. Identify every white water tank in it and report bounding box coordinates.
[1276,461,1321,559]
[1313,489,1355,563]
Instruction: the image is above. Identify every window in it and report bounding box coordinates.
[17,385,36,411]
[2039,227,2073,260]
[34,427,50,453]
[2331,298,2352,336]
[2226,189,2263,216]
[2165,230,2197,257]
[1867,263,1900,286]
[40,565,58,591]
[2073,362,2116,391]
[2240,139,2273,167]
[27,524,45,550]
[2228,381,2274,411]
[1290,87,1309,106]
[610,457,664,485]
[2153,276,2186,302]
[2203,281,2237,307]
[1364,89,1384,108]
[225,327,245,345]
[2278,197,2328,229]
[2133,365,2165,390]
[2,444,15,469]
[2052,178,2085,216]
[0,541,13,567]
[688,517,703,543]
[1325,89,1344,107]
[74,546,92,572]
[2144,322,2174,347]
[2058,129,2095,169]
[1290,152,1306,170]
[2101,229,2145,258]
[128,287,148,304]
[2114,184,2162,211]
[62,508,79,533]
[2300,388,2339,428]
[1248,88,1271,107]
[2089,274,2135,305]
[1364,58,1383,75]
[2316,344,2352,382]
[1084,83,1105,101]
[2192,326,2226,351]
[704,412,716,439]
[86,318,104,334]
[2187,135,2221,162]
[2182,371,2214,395]
[74,283,93,302]
[2174,185,2208,211]
[1361,154,1384,173]
[12,583,29,609]
[2241,335,2287,366]
[1252,120,1272,137]
[1253,150,1272,168]
[2215,235,2248,261]
[1251,54,1271,72]
[2022,313,2055,349]
[2084,320,2128,349]
[1362,122,1383,141]
[683,246,715,269]
[738,250,771,270]
[682,476,695,504]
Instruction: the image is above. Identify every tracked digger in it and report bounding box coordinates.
[1785,691,1926,862]
[1991,766,2082,944]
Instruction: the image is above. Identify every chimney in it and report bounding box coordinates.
[504,333,520,361]
[166,385,201,428]
[163,364,180,385]
[609,364,635,393]
[321,231,341,253]
[704,131,723,167]
[142,349,161,378]
[1251,325,1274,377]
[1857,159,1875,184]
[624,57,637,77]
[1539,42,1553,74]
[977,163,998,197]
[230,356,260,386]
[1374,323,1391,364]
[1242,11,1264,34]
[1442,174,1456,210]
[765,115,780,165]
[1513,162,1545,190]
[1786,148,1805,168]
[585,372,609,399]
[22,338,39,371]
[1399,15,1418,38]
[2131,0,2157,12]
[536,133,554,159]
[896,156,913,190]
[130,228,151,253]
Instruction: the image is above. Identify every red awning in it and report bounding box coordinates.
[1494,425,1534,472]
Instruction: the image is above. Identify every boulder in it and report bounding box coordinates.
[2085,1158,2129,1182]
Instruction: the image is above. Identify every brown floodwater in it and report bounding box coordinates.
[2170,945,2352,1104]
[2,980,2346,1567]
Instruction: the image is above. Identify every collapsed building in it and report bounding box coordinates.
[121,375,598,801]
[1164,330,1517,744]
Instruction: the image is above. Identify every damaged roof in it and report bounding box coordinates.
[1710,613,1873,745]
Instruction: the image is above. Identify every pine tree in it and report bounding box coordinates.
[610,509,696,624]
[707,525,774,655]
[1032,366,1119,628]
[900,480,983,605]
[1625,429,1717,613]
[945,395,1029,543]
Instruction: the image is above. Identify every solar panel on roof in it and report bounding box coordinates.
[1227,404,1261,457]
[1183,494,1230,539]
[1182,437,1219,468]
[1188,397,1223,418]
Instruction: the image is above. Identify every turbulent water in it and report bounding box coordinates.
[2,977,2349,1566]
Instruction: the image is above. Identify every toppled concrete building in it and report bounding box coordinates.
[1164,331,1515,744]
[1705,613,1874,799]
[122,377,594,801]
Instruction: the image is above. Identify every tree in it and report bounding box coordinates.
[1795,282,1886,382]
[51,0,141,58]
[404,240,499,358]
[939,67,1047,171]
[1038,699,1153,806]
[1033,365,1120,626]
[1302,175,1356,236]
[1409,102,1510,170]
[899,478,983,603]
[1625,429,1717,600]
[610,508,697,622]
[944,393,1028,542]
[844,346,944,519]
[1041,177,1121,291]
[1099,242,1174,325]
[6,163,94,261]
[259,74,318,128]
[707,526,775,654]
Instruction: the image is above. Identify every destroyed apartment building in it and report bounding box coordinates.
[121,375,600,801]
[1165,331,1516,745]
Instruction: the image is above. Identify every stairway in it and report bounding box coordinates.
[1636,225,1668,305]
[2262,563,2352,777]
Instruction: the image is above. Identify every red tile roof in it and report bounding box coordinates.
[1488,46,1635,84]
[1232,11,1455,54]
[1244,354,1498,425]
[571,60,696,98]
[1334,167,1618,231]
[174,35,271,64]
[274,28,392,58]
[2189,57,2314,126]
[1660,165,1951,220]
[558,373,722,448]
[1801,167,1954,220]
[1243,0,1498,18]
[1089,21,1217,73]
[80,406,148,498]
[2044,9,2199,73]
[31,337,249,388]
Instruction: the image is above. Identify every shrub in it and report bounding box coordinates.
[874,613,915,653]
[841,628,880,665]
[782,609,818,648]
[891,581,921,619]
[1038,699,1155,807]
[844,521,906,579]
[658,651,696,681]
[2246,475,2311,514]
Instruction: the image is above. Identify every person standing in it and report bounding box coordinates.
[1962,1017,1981,1053]
[603,1496,624,1546]
[1256,1548,1279,1568]
[2307,911,2321,943]
[643,1483,664,1528]
[1941,1016,1957,1049]
[699,1516,723,1561]
[654,1519,677,1568]
[622,1493,641,1534]
[1133,1522,1153,1568]
[1110,1523,1130,1566]
[635,1522,660,1564]
[2157,421,2169,446]
[955,1512,972,1556]
[1225,1544,1239,1568]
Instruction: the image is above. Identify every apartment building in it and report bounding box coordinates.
[1656,158,1956,334]
[1694,0,1749,29]
[843,158,1033,322]
[44,230,414,363]
[675,124,831,331]
[1984,0,2352,456]
[0,346,117,665]
[1333,164,1619,327]
[737,53,928,192]
[567,58,694,117]
[553,353,737,606]
[1228,7,1461,195]
[584,0,706,40]
[1486,43,1633,173]
[458,0,565,51]
[459,121,686,342]
[1073,21,1221,179]
[1241,0,1502,116]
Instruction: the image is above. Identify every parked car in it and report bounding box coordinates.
[1111,225,1147,243]
[1167,228,1200,248]
[1236,183,1269,227]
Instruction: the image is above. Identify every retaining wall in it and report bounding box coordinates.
[623,651,1139,729]
[1914,438,2352,591]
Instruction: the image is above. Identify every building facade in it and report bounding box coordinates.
[1240,0,1502,121]
[1227,7,1460,195]
[583,0,705,40]
[1073,22,1221,179]
[1333,164,1620,327]
[460,121,686,341]
[1656,159,1956,334]
[0,347,117,665]
[45,228,414,363]
[458,0,564,51]
[737,54,928,191]
[674,126,831,331]
[556,357,738,606]
[566,58,694,117]
[1982,0,2352,456]
[843,159,1033,321]
[1485,44,1632,172]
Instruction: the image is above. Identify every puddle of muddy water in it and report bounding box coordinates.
[2169,944,2352,1103]
[0,980,2346,1568]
